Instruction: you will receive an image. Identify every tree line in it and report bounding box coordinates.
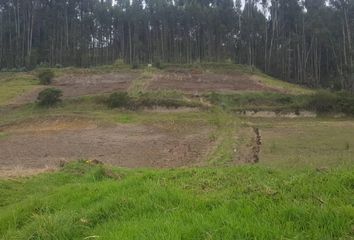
[0,0,353,90]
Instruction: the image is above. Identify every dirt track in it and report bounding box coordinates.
[0,117,214,176]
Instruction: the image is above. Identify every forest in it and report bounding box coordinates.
[0,0,353,90]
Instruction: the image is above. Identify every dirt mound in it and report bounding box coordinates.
[0,118,214,176]
[148,71,280,93]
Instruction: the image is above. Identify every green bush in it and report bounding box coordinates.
[307,91,337,113]
[37,88,63,106]
[131,62,139,69]
[336,92,354,114]
[153,58,162,69]
[38,69,55,85]
[307,91,354,114]
[106,91,201,110]
[106,92,131,108]
[114,59,125,66]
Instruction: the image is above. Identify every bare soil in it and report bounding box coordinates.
[0,117,214,176]
[10,72,138,105]
[148,70,281,93]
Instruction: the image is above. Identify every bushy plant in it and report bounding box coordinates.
[37,88,62,106]
[105,91,200,110]
[131,62,139,69]
[336,92,354,114]
[153,58,162,69]
[114,59,125,66]
[38,69,55,85]
[106,92,131,108]
[307,91,354,114]
[307,91,337,113]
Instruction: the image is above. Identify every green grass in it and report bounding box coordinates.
[255,73,314,95]
[206,92,309,112]
[206,91,354,116]
[206,109,240,165]
[42,64,137,77]
[248,118,354,169]
[0,161,353,239]
[0,73,38,105]
[128,68,159,96]
[0,132,8,140]
[0,96,209,126]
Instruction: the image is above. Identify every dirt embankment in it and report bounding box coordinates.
[236,127,262,164]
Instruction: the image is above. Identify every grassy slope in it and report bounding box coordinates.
[254,72,313,95]
[0,73,38,106]
[0,162,353,240]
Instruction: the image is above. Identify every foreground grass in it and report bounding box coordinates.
[0,162,353,239]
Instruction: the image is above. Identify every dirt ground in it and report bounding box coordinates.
[148,70,280,93]
[9,70,283,105]
[10,72,138,105]
[0,117,214,176]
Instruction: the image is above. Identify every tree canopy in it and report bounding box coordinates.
[0,0,353,90]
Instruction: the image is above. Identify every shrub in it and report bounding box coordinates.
[37,88,63,106]
[153,58,162,69]
[106,92,131,108]
[307,91,354,114]
[38,62,50,68]
[38,69,55,85]
[105,91,200,110]
[114,59,125,66]
[336,92,354,114]
[306,91,338,113]
[131,63,139,69]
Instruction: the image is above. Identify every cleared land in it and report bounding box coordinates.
[0,116,214,176]
[148,70,282,93]
[0,65,353,239]
[9,72,138,105]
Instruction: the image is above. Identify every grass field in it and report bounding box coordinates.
[0,162,353,240]
[249,117,354,169]
[0,64,353,239]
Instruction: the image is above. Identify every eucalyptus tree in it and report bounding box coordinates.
[0,0,352,91]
